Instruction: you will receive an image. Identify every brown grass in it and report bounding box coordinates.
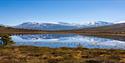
[0,46,124,63]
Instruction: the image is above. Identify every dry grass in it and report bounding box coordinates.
[0,46,124,63]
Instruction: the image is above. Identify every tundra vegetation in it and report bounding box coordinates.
[0,46,124,63]
[0,26,125,63]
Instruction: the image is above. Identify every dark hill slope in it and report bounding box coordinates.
[0,26,49,34]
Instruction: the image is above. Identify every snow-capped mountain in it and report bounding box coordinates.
[85,21,113,27]
[13,22,84,30]
[13,21,113,30]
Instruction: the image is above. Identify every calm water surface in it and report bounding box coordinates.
[11,34,125,49]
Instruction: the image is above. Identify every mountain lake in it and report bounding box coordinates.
[10,34,125,49]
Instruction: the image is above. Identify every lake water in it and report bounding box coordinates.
[11,34,125,49]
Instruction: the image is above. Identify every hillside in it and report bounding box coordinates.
[57,23,125,34]
[81,23,125,32]
[0,26,49,34]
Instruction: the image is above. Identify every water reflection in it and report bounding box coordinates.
[0,40,3,45]
[11,34,125,49]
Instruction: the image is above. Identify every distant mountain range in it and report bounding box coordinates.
[13,21,113,30]
[81,22,125,32]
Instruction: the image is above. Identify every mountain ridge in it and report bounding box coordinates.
[13,21,113,30]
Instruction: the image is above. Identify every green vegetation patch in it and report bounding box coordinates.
[0,34,14,47]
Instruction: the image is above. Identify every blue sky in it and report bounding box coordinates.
[0,0,125,25]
